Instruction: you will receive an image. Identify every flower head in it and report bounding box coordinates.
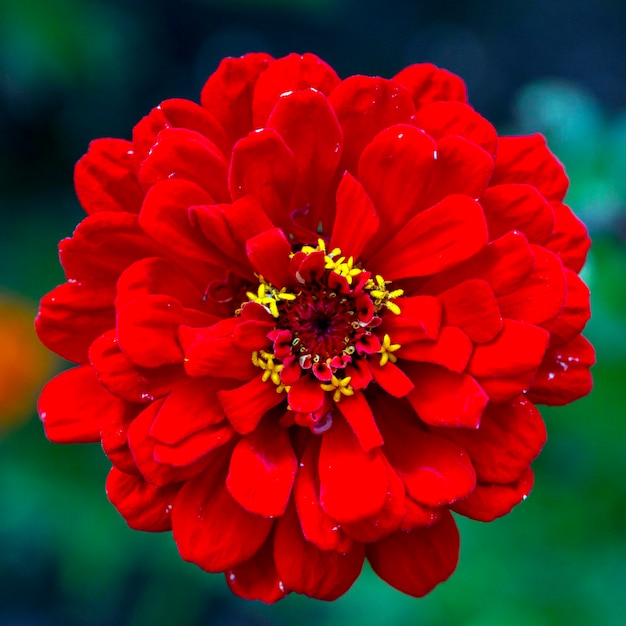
[36,53,594,602]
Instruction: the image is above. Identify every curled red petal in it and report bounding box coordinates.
[226,532,288,603]
[527,335,595,405]
[398,325,473,373]
[172,459,273,572]
[36,280,115,364]
[412,101,498,156]
[106,467,180,532]
[393,63,467,107]
[378,412,476,507]
[357,124,436,245]
[74,138,143,215]
[59,211,162,282]
[405,363,489,429]
[329,172,379,260]
[329,75,415,173]
[421,135,494,209]
[138,127,229,202]
[546,201,591,273]
[252,52,340,128]
[368,360,415,398]
[368,194,488,280]
[491,134,569,202]
[293,436,353,552]
[335,390,384,452]
[481,183,554,244]
[226,417,297,517]
[318,415,389,523]
[200,52,274,147]
[452,467,535,521]
[366,509,459,598]
[436,395,546,484]
[438,279,503,344]
[379,295,442,345]
[274,501,365,601]
[246,227,292,289]
[132,98,229,163]
[497,245,567,326]
[218,376,285,434]
[38,365,114,443]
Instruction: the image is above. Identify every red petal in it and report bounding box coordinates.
[178,320,259,380]
[481,183,554,244]
[546,202,591,272]
[223,193,275,246]
[420,230,534,297]
[150,377,233,445]
[341,458,405,542]
[452,467,535,521]
[36,280,115,364]
[132,98,229,162]
[335,390,384,451]
[89,330,182,403]
[226,533,288,603]
[226,417,297,517]
[287,376,326,414]
[172,461,273,572]
[274,502,365,600]
[378,412,476,506]
[393,63,467,107]
[153,423,235,467]
[367,194,488,280]
[357,124,436,244]
[402,498,442,530]
[366,509,459,597]
[368,360,415,398]
[329,172,379,260]
[497,245,567,325]
[318,415,389,523]
[294,436,353,552]
[421,135,494,208]
[200,53,274,147]
[59,211,161,282]
[106,467,179,532]
[38,365,114,443]
[412,101,498,156]
[405,362,488,429]
[399,325,473,373]
[542,269,591,345]
[138,127,229,202]
[438,279,503,344]
[228,128,297,231]
[116,295,185,368]
[491,134,569,202]
[218,375,285,434]
[74,138,143,215]
[437,395,546,484]
[138,178,221,264]
[252,52,340,127]
[99,398,140,475]
[527,335,595,405]
[245,227,292,288]
[267,88,343,225]
[328,75,415,173]
[127,401,212,486]
[379,295,442,345]
[468,319,550,378]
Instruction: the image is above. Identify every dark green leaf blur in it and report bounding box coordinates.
[1,0,624,624]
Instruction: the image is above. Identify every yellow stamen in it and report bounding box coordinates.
[320,375,354,402]
[378,333,401,366]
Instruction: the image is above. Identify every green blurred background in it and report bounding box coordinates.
[1,0,625,624]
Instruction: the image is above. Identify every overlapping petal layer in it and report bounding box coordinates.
[36,52,593,602]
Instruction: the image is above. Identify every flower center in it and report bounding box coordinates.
[245,240,402,407]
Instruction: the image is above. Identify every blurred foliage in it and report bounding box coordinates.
[1,0,625,624]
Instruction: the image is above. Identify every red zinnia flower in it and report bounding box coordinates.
[36,53,594,602]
